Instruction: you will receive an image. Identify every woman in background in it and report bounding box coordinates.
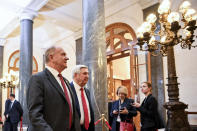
[110,86,137,131]
[133,82,164,131]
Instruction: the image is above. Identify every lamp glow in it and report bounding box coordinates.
[167,12,180,23]
[185,9,196,22]
[141,22,152,32]
[149,36,156,45]
[158,0,171,14]
[146,14,157,24]
[160,35,167,43]
[179,1,191,14]
[137,26,144,38]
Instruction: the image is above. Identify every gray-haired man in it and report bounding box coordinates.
[70,65,95,131]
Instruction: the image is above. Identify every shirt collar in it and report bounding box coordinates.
[46,66,60,77]
[11,99,15,103]
[73,81,84,91]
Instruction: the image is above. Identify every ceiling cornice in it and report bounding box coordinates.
[41,0,74,11]
[20,0,49,20]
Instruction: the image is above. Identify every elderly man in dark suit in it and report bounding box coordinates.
[4,94,23,131]
[70,65,95,131]
[27,46,81,131]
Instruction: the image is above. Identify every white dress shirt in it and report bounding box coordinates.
[10,99,15,109]
[73,81,91,125]
[46,66,73,113]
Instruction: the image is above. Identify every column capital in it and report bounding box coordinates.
[20,8,38,21]
[0,38,6,46]
[19,0,48,21]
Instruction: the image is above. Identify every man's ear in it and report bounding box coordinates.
[49,54,53,61]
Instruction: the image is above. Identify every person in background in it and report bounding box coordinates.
[4,94,23,131]
[108,98,113,128]
[110,86,137,131]
[27,46,81,131]
[133,81,164,131]
[70,65,94,131]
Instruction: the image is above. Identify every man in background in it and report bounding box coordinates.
[70,65,95,131]
[4,94,23,131]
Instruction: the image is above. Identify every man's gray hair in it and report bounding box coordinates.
[45,46,57,63]
[72,65,88,78]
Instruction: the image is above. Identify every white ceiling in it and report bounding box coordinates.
[0,0,158,39]
[1,0,196,41]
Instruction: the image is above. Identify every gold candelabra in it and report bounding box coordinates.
[0,70,19,93]
[137,0,197,56]
[136,0,196,130]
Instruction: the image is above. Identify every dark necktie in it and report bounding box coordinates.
[80,88,89,130]
[58,74,72,129]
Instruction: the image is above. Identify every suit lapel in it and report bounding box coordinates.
[8,100,12,111]
[84,88,94,118]
[84,88,91,104]
[142,94,152,106]
[44,69,67,102]
[146,94,152,102]
[70,82,80,117]
[12,100,16,108]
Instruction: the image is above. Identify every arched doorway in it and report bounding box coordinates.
[106,22,138,100]
[106,22,151,131]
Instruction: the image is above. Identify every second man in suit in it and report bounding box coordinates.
[70,65,95,131]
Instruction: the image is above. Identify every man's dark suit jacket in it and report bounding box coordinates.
[4,99,23,124]
[137,94,164,129]
[70,82,95,131]
[27,68,81,131]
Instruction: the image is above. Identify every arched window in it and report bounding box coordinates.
[106,22,137,56]
[8,50,38,73]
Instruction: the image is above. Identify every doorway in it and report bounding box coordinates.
[106,22,151,131]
